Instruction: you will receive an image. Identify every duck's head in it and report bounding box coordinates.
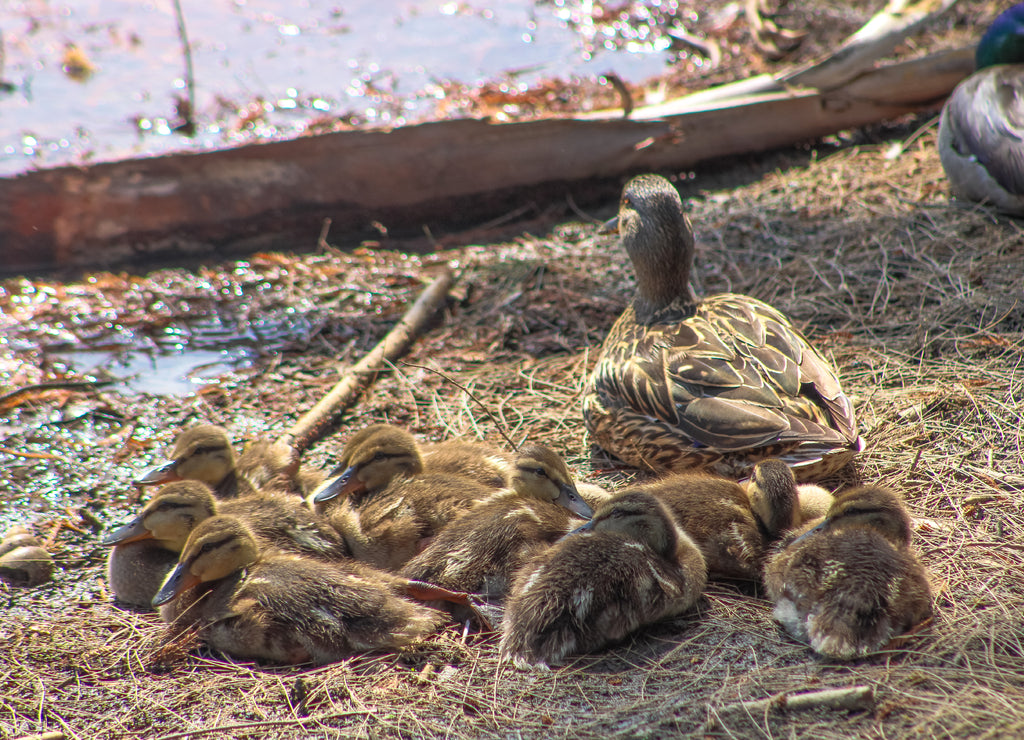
[794,485,911,547]
[568,491,678,557]
[152,515,259,606]
[509,445,593,519]
[101,481,216,552]
[747,458,800,537]
[604,174,697,314]
[313,424,423,504]
[976,4,1024,70]
[137,425,235,488]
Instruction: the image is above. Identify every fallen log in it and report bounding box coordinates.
[0,0,972,274]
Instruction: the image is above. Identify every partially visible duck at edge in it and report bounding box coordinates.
[938,4,1024,216]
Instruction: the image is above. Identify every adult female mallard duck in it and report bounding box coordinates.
[499,491,707,669]
[583,174,860,481]
[152,515,447,664]
[400,444,593,604]
[764,485,932,659]
[137,424,319,499]
[938,4,1024,216]
[102,480,349,607]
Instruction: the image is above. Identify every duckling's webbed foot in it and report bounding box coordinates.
[403,580,495,631]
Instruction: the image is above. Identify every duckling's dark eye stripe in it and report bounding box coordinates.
[156,501,192,511]
[190,445,225,456]
[198,535,233,555]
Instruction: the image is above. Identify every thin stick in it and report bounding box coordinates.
[400,361,519,452]
[11,733,64,740]
[170,0,196,135]
[279,267,456,453]
[706,686,875,729]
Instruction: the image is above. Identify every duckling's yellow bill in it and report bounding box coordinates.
[556,484,594,519]
[152,562,201,607]
[136,459,180,486]
[100,517,153,546]
[787,517,830,547]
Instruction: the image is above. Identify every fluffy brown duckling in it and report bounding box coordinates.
[0,527,54,588]
[313,424,511,506]
[102,480,348,607]
[400,444,594,603]
[624,473,768,581]
[152,515,447,664]
[312,426,493,571]
[764,485,933,659]
[745,458,833,536]
[136,425,256,499]
[137,424,319,499]
[583,174,860,481]
[499,491,707,669]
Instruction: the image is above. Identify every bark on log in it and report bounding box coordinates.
[0,11,973,276]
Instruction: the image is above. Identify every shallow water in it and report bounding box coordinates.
[0,0,686,176]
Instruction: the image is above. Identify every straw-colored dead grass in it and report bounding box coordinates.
[3,73,1024,740]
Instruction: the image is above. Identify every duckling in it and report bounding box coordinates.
[312,426,494,570]
[422,439,514,490]
[745,458,834,537]
[313,424,510,506]
[499,491,707,669]
[400,445,594,603]
[136,425,256,499]
[102,481,348,607]
[236,438,325,498]
[583,174,860,482]
[938,4,1024,216]
[152,515,446,664]
[764,486,933,660]
[625,473,768,581]
[0,527,54,587]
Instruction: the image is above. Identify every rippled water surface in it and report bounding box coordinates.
[0,0,689,176]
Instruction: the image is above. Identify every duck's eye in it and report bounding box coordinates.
[199,541,218,555]
[191,445,221,456]
[533,467,548,478]
[373,452,387,461]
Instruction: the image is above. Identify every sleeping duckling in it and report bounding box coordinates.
[312,426,493,571]
[938,4,1024,216]
[236,438,325,498]
[136,425,256,499]
[400,445,594,603]
[745,458,836,539]
[422,439,514,490]
[102,480,348,607]
[625,473,768,581]
[583,174,860,481]
[152,515,446,664]
[764,485,933,660]
[499,491,707,669]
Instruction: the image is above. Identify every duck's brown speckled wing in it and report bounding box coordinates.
[584,294,859,480]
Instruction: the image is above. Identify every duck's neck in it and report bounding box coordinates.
[627,218,698,318]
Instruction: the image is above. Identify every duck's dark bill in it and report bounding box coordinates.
[136,460,180,485]
[556,484,594,520]
[100,517,151,546]
[152,562,201,606]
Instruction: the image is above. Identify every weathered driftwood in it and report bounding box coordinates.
[278,267,455,454]
[0,0,972,275]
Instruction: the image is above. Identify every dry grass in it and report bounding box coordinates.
[3,20,1024,740]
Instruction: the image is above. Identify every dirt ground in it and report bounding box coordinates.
[2,3,1024,739]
